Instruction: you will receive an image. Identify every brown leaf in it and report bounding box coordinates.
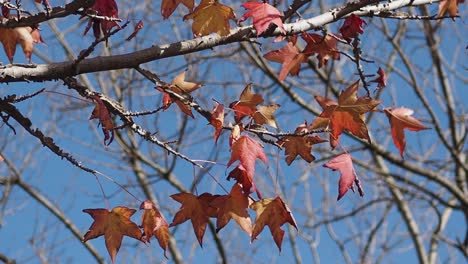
[278,122,327,165]
[82,206,144,264]
[252,104,280,128]
[230,83,264,123]
[311,81,381,148]
[183,0,235,37]
[250,197,297,251]
[302,32,340,68]
[210,184,252,234]
[161,0,194,19]
[384,107,429,158]
[169,192,219,246]
[0,24,43,63]
[139,200,170,257]
[209,100,225,144]
[438,0,464,21]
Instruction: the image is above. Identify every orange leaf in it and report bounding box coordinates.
[209,100,225,143]
[156,70,202,118]
[183,0,235,37]
[0,25,43,63]
[252,104,280,128]
[278,122,327,165]
[250,196,297,251]
[230,83,264,123]
[82,206,144,264]
[210,184,252,234]
[161,0,194,19]
[438,0,464,21]
[227,135,268,182]
[89,95,114,145]
[238,2,285,36]
[323,153,364,200]
[139,200,170,257]
[384,107,429,158]
[312,81,381,148]
[169,192,219,246]
[302,32,340,68]
[264,35,309,80]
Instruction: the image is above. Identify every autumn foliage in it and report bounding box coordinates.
[2,0,463,262]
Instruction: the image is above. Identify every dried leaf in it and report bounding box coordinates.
[161,0,194,19]
[250,197,297,251]
[139,200,170,257]
[169,192,219,246]
[230,83,264,123]
[210,184,252,234]
[438,0,464,21]
[302,32,340,68]
[89,95,115,145]
[82,206,144,264]
[252,104,280,128]
[209,100,225,143]
[183,0,235,37]
[0,24,43,63]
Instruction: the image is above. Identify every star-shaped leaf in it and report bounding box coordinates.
[238,2,285,36]
[183,0,235,37]
[210,183,252,234]
[230,83,264,123]
[302,32,340,68]
[252,104,280,128]
[169,192,219,246]
[227,135,268,181]
[250,196,297,251]
[278,122,327,165]
[82,206,144,264]
[311,81,381,148]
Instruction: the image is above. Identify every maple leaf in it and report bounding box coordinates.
[252,104,280,128]
[89,95,114,146]
[323,153,364,201]
[278,122,327,165]
[250,196,297,251]
[438,0,464,21]
[311,81,381,148]
[339,14,367,43]
[264,35,309,80]
[0,24,43,63]
[371,67,386,90]
[82,206,144,264]
[227,135,268,183]
[169,192,219,246]
[156,70,202,118]
[230,83,264,123]
[161,0,194,19]
[302,32,340,68]
[384,107,430,158]
[209,100,224,143]
[83,0,120,38]
[183,0,235,37]
[226,166,261,198]
[140,200,170,257]
[238,2,285,36]
[210,183,252,234]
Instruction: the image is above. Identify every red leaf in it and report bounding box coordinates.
[169,192,219,246]
[227,135,268,182]
[384,107,430,158]
[264,35,310,80]
[83,0,120,38]
[209,100,224,144]
[239,2,285,36]
[339,14,367,43]
[371,67,386,90]
[229,83,264,123]
[323,154,364,201]
[302,33,340,68]
[226,166,261,198]
[139,200,170,257]
[89,95,115,146]
[82,206,144,264]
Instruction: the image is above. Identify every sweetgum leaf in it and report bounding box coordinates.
[183,0,235,37]
[139,200,170,257]
[323,153,364,200]
[238,2,285,36]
